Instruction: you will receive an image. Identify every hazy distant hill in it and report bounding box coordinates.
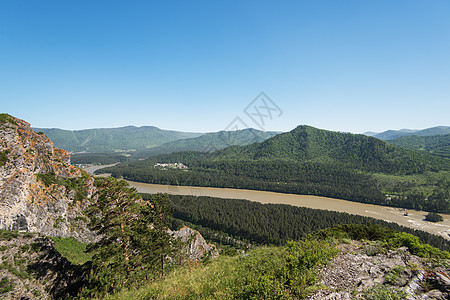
[366,126,450,140]
[34,126,203,153]
[102,125,450,212]
[387,134,450,159]
[132,128,280,159]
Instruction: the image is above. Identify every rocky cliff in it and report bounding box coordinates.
[0,230,86,299]
[0,113,218,252]
[0,114,95,242]
[308,241,450,300]
[172,226,219,261]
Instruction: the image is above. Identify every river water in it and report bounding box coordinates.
[84,165,450,240]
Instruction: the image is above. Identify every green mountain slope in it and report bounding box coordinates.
[34,126,203,153]
[387,134,450,159]
[101,125,450,212]
[370,126,450,140]
[211,125,447,174]
[131,128,280,159]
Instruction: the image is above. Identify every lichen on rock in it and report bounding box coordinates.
[171,226,219,261]
[0,115,96,242]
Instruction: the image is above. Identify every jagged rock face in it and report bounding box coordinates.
[0,231,86,299]
[0,115,95,242]
[172,226,219,261]
[307,241,450,300]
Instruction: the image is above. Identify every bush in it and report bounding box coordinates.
[315,224,450,259]
[36,172,58,186]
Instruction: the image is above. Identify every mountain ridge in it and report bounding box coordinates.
[131,128,280,159]
[366,126,450,140]
[207,125,449,174]
[34,125,204,153]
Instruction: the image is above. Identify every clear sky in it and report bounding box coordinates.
[1,0,449,134]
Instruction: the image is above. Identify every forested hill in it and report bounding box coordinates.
[152,125,450,174]
[101,125,450,212]
[387,134,450,159]
[131,128,279,159]
[34,126,203,153]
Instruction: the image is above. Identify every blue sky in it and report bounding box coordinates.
[1,0,449,133]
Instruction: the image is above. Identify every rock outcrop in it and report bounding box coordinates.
[0,231,87,299]
[307,241,450,300]
[172,226,219,261]
[0,114,95,242]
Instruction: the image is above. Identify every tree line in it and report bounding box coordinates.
[139,193,450,252]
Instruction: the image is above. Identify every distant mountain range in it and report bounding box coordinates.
[364,126,450,140]
[34,126,203,153]
[36,124,450,164]
[131,128,280,159]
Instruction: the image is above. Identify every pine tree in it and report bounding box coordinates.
[83,177,178,297]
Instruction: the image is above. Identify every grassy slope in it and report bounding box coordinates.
[51,236,92,265]
[104,224,449,300]
[106,240,338,300]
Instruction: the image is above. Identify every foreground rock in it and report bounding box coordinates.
[0,114,96,242]
[171,226,219,261]
[308,241,450,299]
[0,231,86,299]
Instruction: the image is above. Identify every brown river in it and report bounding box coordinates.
[85,165,450,240]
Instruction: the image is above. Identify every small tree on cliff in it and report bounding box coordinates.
[83,177,178,297]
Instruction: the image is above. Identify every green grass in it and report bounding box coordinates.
[363,284,407,300]
[105,239,339,300]
[51,236,91,265]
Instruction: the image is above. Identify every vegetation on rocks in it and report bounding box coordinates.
[0,150,8,167]
[0,113,18,126]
